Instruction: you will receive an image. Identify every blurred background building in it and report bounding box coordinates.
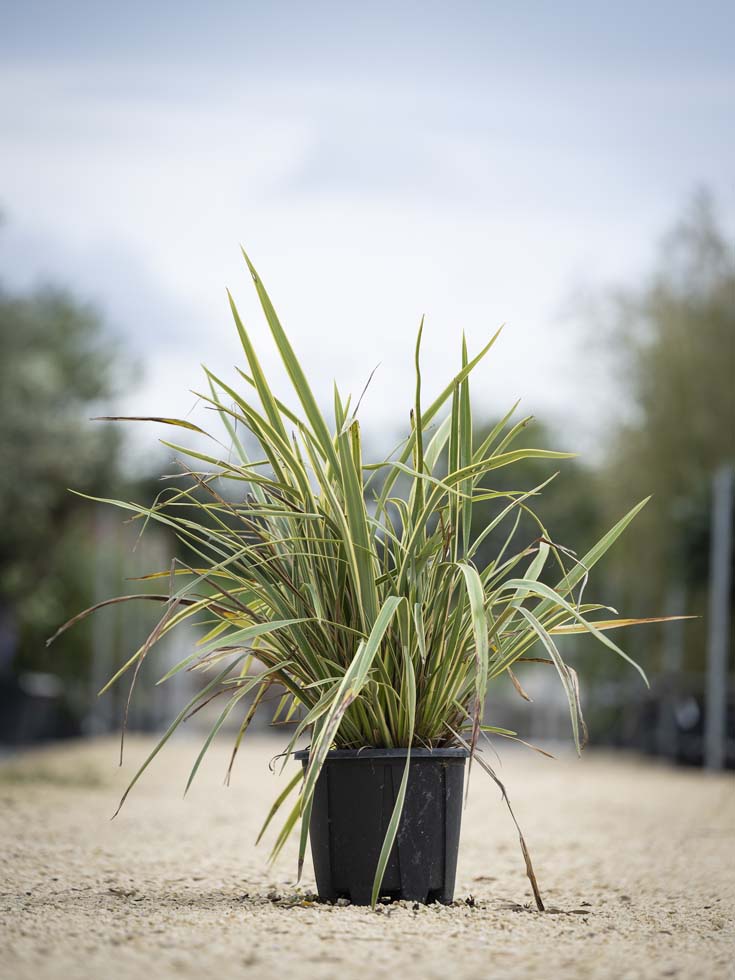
[0,1,732,765]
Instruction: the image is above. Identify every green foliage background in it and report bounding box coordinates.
[0,287,119,684]
[591,193,734,676]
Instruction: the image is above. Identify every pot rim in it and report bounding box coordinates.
[294,746,469,761]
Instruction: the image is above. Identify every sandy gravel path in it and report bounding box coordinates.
[1,735,733,980]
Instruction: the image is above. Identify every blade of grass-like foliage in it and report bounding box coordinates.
[297,779,316,884]
[185,664,288,794]
[236,368,304,428]
[471,399,521,462]
[459,335,473,555]
[226,289,290,442]
[112,655,246,818]
[256,768,304,845]
[92,416,209,434]
[566,664,589,749]
[120,574,182,764]
[516,606,583,754]
[299,427,375,632]
[184,686,250,795]
[337,421,378,623]
[457,561,489,778]
[97,549,265,696]
[156,618,306,684]
[549,615,695,634]
[423,413,452,475]
[467,474,559,559]
[270,788,305,866]
[411,318,426,522]
[488,414,535,458]
[46,593,184,647]
[448,725,544,911]
[512,540,550,604]
[502,577,649,684]
[413,602,427,662]
[334,381,348,430]
[96,574,267,697]
[240,249,340,472]
[494,731,556,760]
[374,326,505,516]
[277,681,347,777]
[343,363,377,429]
[206,376,267,503]
[507,666,533,702]
[196,372,300,492]
[551,497,651,602]
[370,653,416,907]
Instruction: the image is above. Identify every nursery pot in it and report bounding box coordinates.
[294,747,469,906]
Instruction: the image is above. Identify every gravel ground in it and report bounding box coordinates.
[1,734,733,980]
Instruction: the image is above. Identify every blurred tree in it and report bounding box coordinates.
[0,281,126,694]
[592,191,735,673]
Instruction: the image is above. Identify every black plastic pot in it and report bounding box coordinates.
[294,747,468,905]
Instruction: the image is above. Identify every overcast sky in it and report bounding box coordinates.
[1,1,733,460]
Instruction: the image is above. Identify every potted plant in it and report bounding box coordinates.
[50,251,679,908]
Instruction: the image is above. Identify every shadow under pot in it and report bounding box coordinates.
[294,747,469,906]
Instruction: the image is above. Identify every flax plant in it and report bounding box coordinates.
[51,252,679,907]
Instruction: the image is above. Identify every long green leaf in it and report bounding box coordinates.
[370,653,416,907]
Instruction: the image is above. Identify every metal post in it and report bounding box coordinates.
[704,465,733,770]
